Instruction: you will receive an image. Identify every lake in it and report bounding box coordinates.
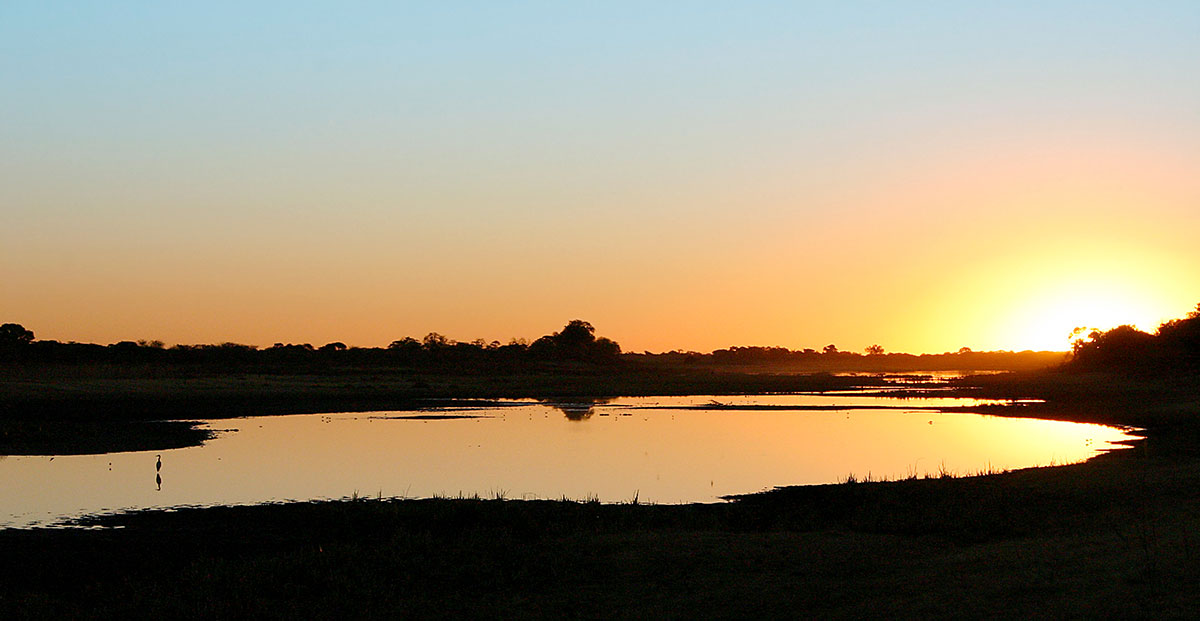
[0,393,1137,528]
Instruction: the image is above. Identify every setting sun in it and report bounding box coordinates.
[1002,288,1168,352]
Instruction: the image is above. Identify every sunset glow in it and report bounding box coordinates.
[1000,289,1173,353]
[3,2,1198,353]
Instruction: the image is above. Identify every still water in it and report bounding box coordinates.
[0,394,1136,528]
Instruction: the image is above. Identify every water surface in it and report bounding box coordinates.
[0,394,1135,528]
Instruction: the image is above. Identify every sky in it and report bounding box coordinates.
[2,1,1198,354]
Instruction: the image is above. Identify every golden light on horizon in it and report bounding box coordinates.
[999,289,1164,352]
[986,263,1185,352]
[919,233,1197,354]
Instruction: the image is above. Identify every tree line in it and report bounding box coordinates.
[0,320,621,367]
[627,345,1064,372]
[1068,304,1200,372]
[1,316,1097,372]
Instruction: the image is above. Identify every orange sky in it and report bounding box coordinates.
[3,3,1198,353]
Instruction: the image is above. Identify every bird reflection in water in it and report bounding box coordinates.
[155,454,162,491]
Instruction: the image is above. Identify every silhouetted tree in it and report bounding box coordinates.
[422,332,452,350]
[822,344,839,354]
[556,320,596,348]
[0,323,35,360]
[864,344,884,356]
[528,335,557,357]
[530,320,621,361]
[0,323,34,347]
[1167,316,1200,338]
[1156,304,1200,361]
[592,337,621,358]
[388,337,421,352]
[1070,325,1155,369]
[496,338,529,357]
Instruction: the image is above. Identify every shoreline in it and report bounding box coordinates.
[0,367,1165,458]
[2,367,1198,616]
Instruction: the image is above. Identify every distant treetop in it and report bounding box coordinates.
[0,323,34,347]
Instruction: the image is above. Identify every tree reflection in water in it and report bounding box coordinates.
[541,398,612,421]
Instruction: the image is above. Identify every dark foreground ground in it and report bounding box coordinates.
[2,366,1199,618]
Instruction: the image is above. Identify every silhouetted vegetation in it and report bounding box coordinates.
[0,420,210,456]
[653,345,1063,372]
[0,320,625,371]
[1068,303,1200,372]
[0,318,1065,374]
[529,319,622,361]
[0,323,34,360]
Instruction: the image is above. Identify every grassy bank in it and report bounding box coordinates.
[0,419,210,455]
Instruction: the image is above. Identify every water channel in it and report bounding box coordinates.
[0,393,1137,528]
